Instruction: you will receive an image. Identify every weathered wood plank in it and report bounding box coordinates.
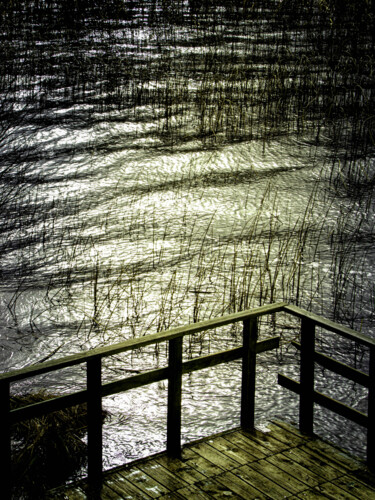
[102,367,169,398]
[191,477,244,498]
[266,452,321,488]
[250,458,310,494]
[312,481,360,499]
[116,467,170,498]
[47,487,87,499]
[180,449,226,477]
[104,472,150,499]
[188,441,242,469]
[155,455,207,485]
[351,466,375,488]
[240,428,290,454]
[47,424,375,500]
[303,439,364,472]
[95,483,124,499]
[173,484,214,499]
[333,475,375,500]
[270,419,311,441]
[215,470,268,499]
[283,446,344,481]
[183,347,243,372]
[157,493,184,500]
[224,430,271,459]
[206,435,259,464]
[235,463,293,499]
[265,421,309,447]
[9,389,88,424]
[181,336,279,375]
[137,461,189,491]
[295,489,343,499]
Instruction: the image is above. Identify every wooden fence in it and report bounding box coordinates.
[1,302,374,497]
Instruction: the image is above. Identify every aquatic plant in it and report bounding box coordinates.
[10,390,108,497]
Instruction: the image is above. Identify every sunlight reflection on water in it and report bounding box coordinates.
[1,3,374,482]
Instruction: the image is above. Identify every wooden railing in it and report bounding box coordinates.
[278,304,375,471]
[1,302,374,497]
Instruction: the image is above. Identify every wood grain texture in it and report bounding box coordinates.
[48,421,375,499]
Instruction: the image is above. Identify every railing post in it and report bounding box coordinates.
[87,357,103,494]
[0,380,11,499]
[167,337,183,458]
[241,317,258,431]
[299,317,315,434]
[368,346,375,471]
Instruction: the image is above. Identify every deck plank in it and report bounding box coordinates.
[172,483,215,499]
[249,458,309,494]
[331,476,375,500]
[178,449,227,477]
[283,446,345,481]
[96,483,125,499]
[303,439,364,472]
[48,487,87,499]
[224,429,271,459]
[189,476,244,498]
[311,481,361,499]
[266,452,321,488]
[215,470,268,499]
[116,467,170,498]
[104,472,151,499]
[154,455,207,484]
[206,435,260,464]
[234,463,293,499]
[241,428,291,454]
[266,421,309,447]
[47,421,375,499]
[137,461,189,491]
[188,440,242,469]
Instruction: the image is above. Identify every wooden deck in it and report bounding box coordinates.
[48,421,375,499]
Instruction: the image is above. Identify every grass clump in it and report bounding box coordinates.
[10,390,106,498]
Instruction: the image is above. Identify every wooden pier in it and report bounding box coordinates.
[1,303,375,498]
[49,420,375,499]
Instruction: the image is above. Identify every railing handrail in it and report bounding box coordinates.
[1,301,374,498]
[283,304,375,348]
[0,302,287,384]
[278,304,375,474]
[3,302,374,386]
[2,303,285,496]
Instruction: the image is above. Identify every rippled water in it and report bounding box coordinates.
[1,0,375,486]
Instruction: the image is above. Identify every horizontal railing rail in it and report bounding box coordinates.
[0,303,285,384]
[278,304,375,472]
[1,301,374,498]
[0,302,285,497]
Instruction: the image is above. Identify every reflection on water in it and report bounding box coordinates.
[1,0,375,484]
